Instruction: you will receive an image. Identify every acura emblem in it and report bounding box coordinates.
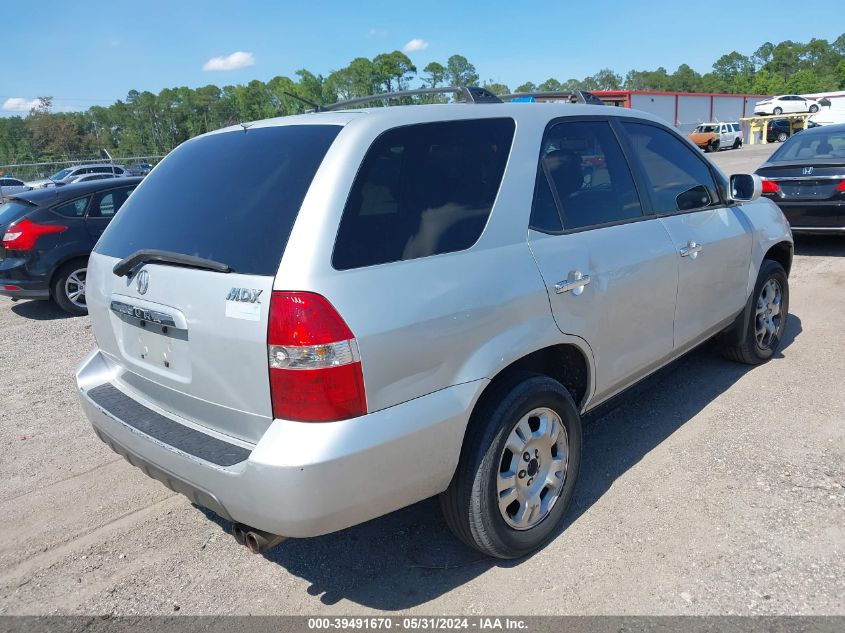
[136,269,149,295]
[803,166,814,175]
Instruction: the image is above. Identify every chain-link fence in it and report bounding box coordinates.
[0,155,167,182]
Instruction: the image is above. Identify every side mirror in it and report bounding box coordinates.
[730,174,762,202]
[676,184,712,211]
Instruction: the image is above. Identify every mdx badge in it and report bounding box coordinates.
[226,288,263,303]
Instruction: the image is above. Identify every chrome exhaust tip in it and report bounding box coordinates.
[244,529,286,554]
[231,522,248,546]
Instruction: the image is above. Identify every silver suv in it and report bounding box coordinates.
[76,91,793,559]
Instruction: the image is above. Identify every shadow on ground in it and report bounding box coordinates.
[10,299,76,320]
[794,235,845,258]
[198,314,802,610]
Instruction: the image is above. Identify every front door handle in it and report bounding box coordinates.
[555,270,591,295]
[679,240,703,259]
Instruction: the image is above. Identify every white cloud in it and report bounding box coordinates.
[402,38,429,53]
[202,51,255,72]
[2,97,40,112]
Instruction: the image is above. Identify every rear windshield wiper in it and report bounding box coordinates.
[113,249,232,277]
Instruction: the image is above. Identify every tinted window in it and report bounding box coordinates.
[53,197,90,218]
[732,123,741,132]
[90,186,135,218]
[0,201,35,225]
[536,120,642,231]
[96,125,341,275]
[622,122,719,213]
[530,172,562,231]
[769,129,845,162]
[333,118,515,270]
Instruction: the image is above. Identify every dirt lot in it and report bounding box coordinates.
[0,143,843,616]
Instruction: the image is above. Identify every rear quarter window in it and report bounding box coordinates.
[332,118,515,270]
[94,125,341,275]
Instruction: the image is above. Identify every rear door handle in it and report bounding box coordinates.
[679,241,703,259]
[555,270,591,295]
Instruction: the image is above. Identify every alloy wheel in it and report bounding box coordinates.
[497,407,569,530]
[64,267,87,309]
[755,278,783,350]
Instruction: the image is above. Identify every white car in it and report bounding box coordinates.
[26,164,127,189]
[754,95,821,116]
[0,177,30,198]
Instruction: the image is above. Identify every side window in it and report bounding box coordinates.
[90,187,133,218]
[530,172,563,232]
[332,118,515,270]
[534,120,643,231]
[52,197,90,218]
[621,122,719,213]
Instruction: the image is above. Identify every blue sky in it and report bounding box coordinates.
[2,0,841,115]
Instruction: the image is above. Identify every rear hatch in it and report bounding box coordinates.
[86,124,342,444]
[0,199,38,260]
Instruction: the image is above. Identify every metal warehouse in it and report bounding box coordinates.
[594,90,770,133]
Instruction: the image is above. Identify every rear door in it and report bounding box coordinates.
[85,184,135,240]
[527,118,678,402]
[619,120,752,350]
[86,124,342,443]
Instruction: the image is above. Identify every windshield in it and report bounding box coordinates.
[95,125,342,276]
[695,125,717,133]
[49,168,73,181]
[769,130,845,162]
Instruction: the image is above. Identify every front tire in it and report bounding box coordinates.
[721,260,789,365]
[773,107,783,115]
[52,260,88,316]
[440,374,582,559]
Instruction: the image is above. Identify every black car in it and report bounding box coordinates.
[756,123,845,234]
[0,177,142,314]
[767,118,820,143]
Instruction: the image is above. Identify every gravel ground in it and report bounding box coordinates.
[0,144,843,616]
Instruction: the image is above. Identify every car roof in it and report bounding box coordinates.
[202,102,669,140]
[10,177,143,205]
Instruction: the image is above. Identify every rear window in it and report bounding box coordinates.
[332,118,515,270]
[769,130,845,162]
[95,125,341,275]
[0,201,35,225]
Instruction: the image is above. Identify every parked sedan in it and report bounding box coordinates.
[756,123,845,234]
[0,177,142,314]
[0,177,30,199]
[26,164,128,189]
[754,95,821,116]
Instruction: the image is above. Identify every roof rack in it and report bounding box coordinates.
[500,90,606,106]
[320,86,502,112]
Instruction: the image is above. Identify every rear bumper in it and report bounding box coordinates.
[76,348,484,538]
[0,256,50,299]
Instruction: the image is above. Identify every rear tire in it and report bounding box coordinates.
[52,259,88,316]
[809,104,819,113]
[777,131,788,142]
[440,373,582,559]
[721,260,789,365]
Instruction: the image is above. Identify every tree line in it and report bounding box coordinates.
[1,34,844,165]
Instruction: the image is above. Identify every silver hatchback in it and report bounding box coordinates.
[76,92,793,558]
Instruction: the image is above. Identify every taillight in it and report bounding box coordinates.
[836,179,845,192]
[761,179,780,194]
[267,291,367,422]
[2,218,67,251]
